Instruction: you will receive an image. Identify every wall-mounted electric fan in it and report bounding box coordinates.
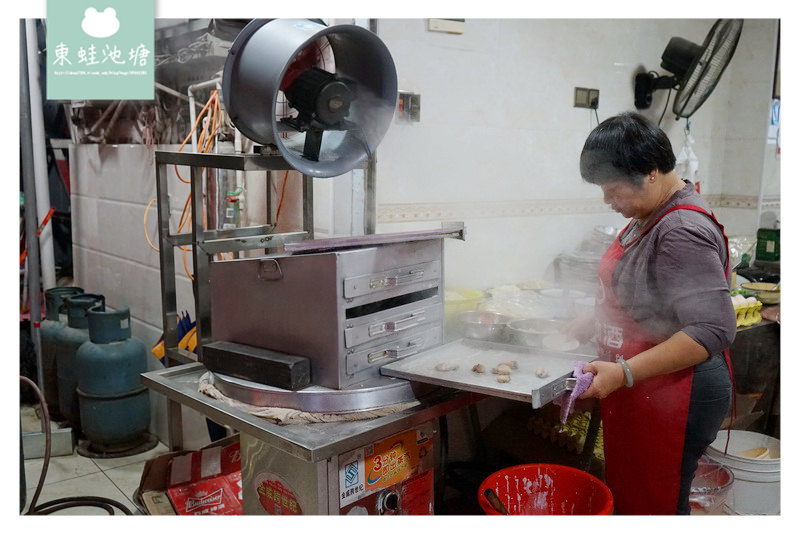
[634,19,743,119]
[222,19,398,178]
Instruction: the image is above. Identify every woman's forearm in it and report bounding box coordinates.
[626,331,709,383]
[579,331,710,399]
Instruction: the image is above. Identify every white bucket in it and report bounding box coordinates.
[705,430,780,515]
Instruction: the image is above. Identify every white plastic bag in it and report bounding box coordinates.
[675,129,700,191]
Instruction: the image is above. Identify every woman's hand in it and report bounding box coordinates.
[578,361,626,399]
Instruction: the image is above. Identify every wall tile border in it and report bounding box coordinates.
[377,194,777,223]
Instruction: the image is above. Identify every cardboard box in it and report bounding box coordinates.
[136,434,242,515]
[168,471,242,515]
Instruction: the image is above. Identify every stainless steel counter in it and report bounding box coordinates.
[142,363,480,462]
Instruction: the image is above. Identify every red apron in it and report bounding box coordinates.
[596,204,732,515]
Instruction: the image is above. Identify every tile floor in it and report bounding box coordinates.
[22,438,168,515]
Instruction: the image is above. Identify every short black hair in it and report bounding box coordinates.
[579,111,676,187]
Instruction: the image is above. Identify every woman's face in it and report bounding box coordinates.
[600,178,659,220]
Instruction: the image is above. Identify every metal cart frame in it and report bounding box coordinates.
[153,149,373,450]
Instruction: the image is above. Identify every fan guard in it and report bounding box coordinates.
[634,19,743,119]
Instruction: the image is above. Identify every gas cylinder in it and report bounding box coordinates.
[40,286,84,417]
[76,306,150,452]
[55,293,105,431]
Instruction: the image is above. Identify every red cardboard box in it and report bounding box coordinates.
[135,435,242,515]
[167,471,242,515]
[168,441,241,486]
[166,441,242,515]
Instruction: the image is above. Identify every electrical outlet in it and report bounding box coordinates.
[589,89,599,109]
[397,91,421,122]
[574,87,599,109]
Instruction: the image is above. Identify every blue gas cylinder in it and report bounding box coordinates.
[76,306,150,451]
[40,286,84,417]
[55,293,105,431]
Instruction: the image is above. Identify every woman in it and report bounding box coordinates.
[575,112,736,514]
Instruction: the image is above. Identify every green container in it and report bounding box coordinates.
[41,287,84,417]
[55,294,105,431]
[756,228,780,262]
[76,306,150,449]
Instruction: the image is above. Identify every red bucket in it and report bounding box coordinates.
[478,463,613,515]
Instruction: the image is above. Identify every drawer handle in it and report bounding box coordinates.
[367,342,421,364]
[389,342,422,358]
[368,312,425,336]
[257,258,283,281]
[369,269,424,289]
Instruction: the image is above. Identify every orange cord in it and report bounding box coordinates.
[144,89,225,280]
[143,198,159,252]
[275,171,290,225]
[174,91,219,183]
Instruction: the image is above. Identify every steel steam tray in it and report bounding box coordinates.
[380,338,596,408]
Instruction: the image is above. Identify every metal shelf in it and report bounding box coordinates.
[153,150,317,450]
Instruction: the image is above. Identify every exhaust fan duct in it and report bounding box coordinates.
[222,19,398,178]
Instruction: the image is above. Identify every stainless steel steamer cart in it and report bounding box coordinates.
[144,149,476,514]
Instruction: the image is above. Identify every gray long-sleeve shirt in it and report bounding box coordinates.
[612,181,737,356]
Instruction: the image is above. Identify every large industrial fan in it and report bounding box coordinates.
[634,19,743,119]
[222,19,398,178]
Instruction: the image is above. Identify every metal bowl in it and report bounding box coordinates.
[457,310,512,341]
[507,318,564,347]
[740,282,780,305]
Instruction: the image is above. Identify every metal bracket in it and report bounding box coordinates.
[531,376,576,409]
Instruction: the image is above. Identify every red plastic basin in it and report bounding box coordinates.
[478,463,613,515]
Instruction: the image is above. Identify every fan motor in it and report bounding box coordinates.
[632,19,743,119]
[660,37,703,83]
[285,67,353,128]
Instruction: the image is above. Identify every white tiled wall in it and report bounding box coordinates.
[68,19,779,441]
